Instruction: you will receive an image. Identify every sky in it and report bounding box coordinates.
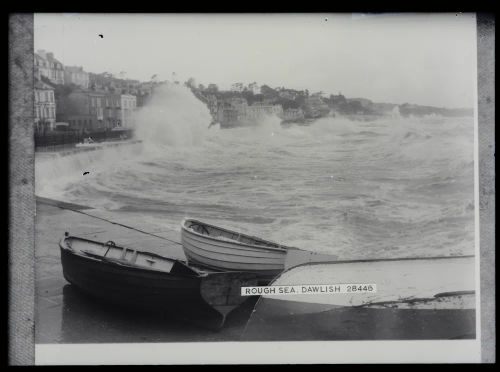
[34,13,477,108]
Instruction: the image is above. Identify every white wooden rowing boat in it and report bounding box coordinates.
[181,218,289,277]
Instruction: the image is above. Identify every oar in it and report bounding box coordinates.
[200,272,261,327]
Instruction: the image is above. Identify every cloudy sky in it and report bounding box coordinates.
[35,13,477,108]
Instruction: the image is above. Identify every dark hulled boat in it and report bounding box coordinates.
[60,234,260,328]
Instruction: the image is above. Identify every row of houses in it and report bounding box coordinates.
[199,82,334,127]
[35,81,138,134]
[34,50,148,134]
[213,96,299,128]
[55,90,137,133]
[35,50,89,88]
[198,90,332,128]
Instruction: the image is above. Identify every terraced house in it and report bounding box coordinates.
[104,93,137,129]
[35,50,65,85]
[64,66,90,89]
[57,90,106,132]
[34,80,56,133]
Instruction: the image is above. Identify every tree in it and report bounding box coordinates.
[242,90,256,105]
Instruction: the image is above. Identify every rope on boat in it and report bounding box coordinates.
[53,203,183,246]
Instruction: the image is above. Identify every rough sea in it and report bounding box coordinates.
[36,84,475,260]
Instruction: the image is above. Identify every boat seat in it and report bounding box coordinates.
[119,247,138,264]
[191,223,210,236]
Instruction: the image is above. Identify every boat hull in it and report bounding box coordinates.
[181,224,286,278]
[59,235,263,328]
[60,246,212,316]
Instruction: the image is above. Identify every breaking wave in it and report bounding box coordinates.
[133,83,212,147]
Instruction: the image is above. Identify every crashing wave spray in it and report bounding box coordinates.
[133,83,212,147]
[390,105,401,118]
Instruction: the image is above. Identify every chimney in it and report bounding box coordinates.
[37,49,46,58]
[47,52,54,60]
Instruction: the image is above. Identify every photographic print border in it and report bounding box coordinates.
[7,12,495,364]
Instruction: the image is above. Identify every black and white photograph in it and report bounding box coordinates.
[24,12,487,364]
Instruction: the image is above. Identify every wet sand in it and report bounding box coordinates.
[35,198,257,343]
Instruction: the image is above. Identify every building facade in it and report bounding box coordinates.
[217,100,243,127]
[246,103,283,121]
[120,94,137,128]
[34,80,56,133]
[57,90,107,132]
[64,66,90,89]
[304,96,330,118]
[205,93,218,120]
[35,50,65,85]
[282,108,305,122]
[228,97,248,118]
[58,90,137,132]
[103,94,122,129]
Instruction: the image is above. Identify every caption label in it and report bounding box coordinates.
[241,284,377,296]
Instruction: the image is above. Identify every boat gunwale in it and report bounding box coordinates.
[60,235,202,278]
[181,218,290,252]
[61,251,202,289]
